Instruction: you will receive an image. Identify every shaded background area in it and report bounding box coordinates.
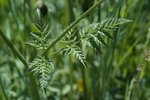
[0,0,150,100]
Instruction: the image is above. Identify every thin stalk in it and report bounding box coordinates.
[125,78,136,100]
[90,1,102,99]
[0,28,28,67]
[125,65,144,100]
[98,3,101,22]
[49,49,63,57]
[128,0,144,36]
[80,65,87,100]
[101,1,123,99]
[0,28,40,100]
[66,0,75,99]
[0,76,8,100]
[67,0,90,99]
[68,56,73,100]
[116,37,141,68]
[42,0,104,55]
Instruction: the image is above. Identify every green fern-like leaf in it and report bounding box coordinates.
[71,46,87,67]
[62,45,86,67]
[61,46,72,55]
[98,18,132,30]
[61,29,78,46]
[29,56,54,89]
[27,16,131,90]
[26,39,52,50]
[84,18,132,33]
[80,18,132,53]
[61,30,87,67]
[26,17,52,50]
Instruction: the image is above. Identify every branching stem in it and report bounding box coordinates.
[42,0,104,55]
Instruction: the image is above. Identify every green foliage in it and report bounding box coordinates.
[27,12,131,88]
[27,10,131,91]
[61,18,131,66]
[26,16,52,50]
[0,0,149,99]
[80,18,132,53]
[62,45,87,67]
[26,15,54,90]
[29,56,54,90]
[61,30,86,67]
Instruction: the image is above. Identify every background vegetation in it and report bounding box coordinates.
[0,0,150,100]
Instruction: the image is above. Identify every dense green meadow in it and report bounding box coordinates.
[0,0,150,100]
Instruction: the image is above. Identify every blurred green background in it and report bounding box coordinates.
[0,0,150,100]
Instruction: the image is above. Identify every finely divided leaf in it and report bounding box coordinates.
[29,56,54,89]
[71,46,87,67]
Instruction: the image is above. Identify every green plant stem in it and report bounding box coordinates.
[116,37,141,68]
[0,28,28,67]
[0,28,40,100]
[66,0,74,99]
[125,78,136,100]
[49,50,63,57]
[42,0,104,55]
[0,76,8,100]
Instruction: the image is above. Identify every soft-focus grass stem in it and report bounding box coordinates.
[0,28,41,100]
